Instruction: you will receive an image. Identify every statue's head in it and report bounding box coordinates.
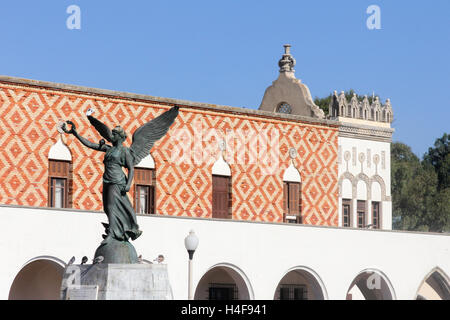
[112,126,127,142]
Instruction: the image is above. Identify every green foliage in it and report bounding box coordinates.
[423,133,450,191]
[314,89,378,115]
[314,94,331,115]
[391,135,450,232]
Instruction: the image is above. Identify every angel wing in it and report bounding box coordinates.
[87,114,113,142]
[130,106,179,165]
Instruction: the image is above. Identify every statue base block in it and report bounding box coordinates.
[60,263,172,300]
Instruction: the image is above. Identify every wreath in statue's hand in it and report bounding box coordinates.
[62,121,77,135]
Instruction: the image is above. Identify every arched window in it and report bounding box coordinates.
[371,180,382,229]
[283,162,302,224]
[212,154,232,219]
[48,138,72,208]
[274,267,327,300]
[135,154,156,214]
[356,179,368,228]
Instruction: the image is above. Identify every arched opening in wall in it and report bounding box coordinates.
[371,181,382,229]
[134,168,156,214]
[346,270,395,300]
[274,267,326,300]
[283,163,302,224]
[9,258,65,300]
[135,154,156,215]
[194,265,252,300]
[415,268,450,300]
[48,138,73,208]
[212,153,232,219]
[341,178,353,227]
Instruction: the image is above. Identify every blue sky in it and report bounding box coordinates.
[1,0,449,157]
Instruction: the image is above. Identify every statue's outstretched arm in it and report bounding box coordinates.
[63,121,109,152]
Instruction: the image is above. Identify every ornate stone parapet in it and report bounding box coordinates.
[329,91,394,125]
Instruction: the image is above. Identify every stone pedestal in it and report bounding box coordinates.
[60,263,172,300]
[94,238,139,264]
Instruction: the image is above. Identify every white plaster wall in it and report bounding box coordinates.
[0,205,449,300]
[357,180,367,200]
[338,136,392,229]
[382,201,392,230]
[342,179,352,199]
[372,182,382,202]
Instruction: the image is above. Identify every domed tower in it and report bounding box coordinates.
[259,45,325,119]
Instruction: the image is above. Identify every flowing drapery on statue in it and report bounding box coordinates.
[62,106,179,263]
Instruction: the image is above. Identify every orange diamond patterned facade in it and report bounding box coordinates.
[0,79,339,226]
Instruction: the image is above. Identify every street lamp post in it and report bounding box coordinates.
[184,230,199,300]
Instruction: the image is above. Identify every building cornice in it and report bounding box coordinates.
[338,121,394,143]
[0,75,340,129]
[0,203,448,236]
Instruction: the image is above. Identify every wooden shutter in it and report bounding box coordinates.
[135,168,153,185]
[288,183,300,215]
[134,185,140,212]
[298,182,302,221]
[357,200,366,212]
[149,185,155,214]
[283,182,288,215]
[357,200,366,228]
[49,160,69,178]
[372,202,380,229]
[212,175,230,219]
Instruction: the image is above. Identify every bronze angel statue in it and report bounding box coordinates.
[62,106,179,263]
